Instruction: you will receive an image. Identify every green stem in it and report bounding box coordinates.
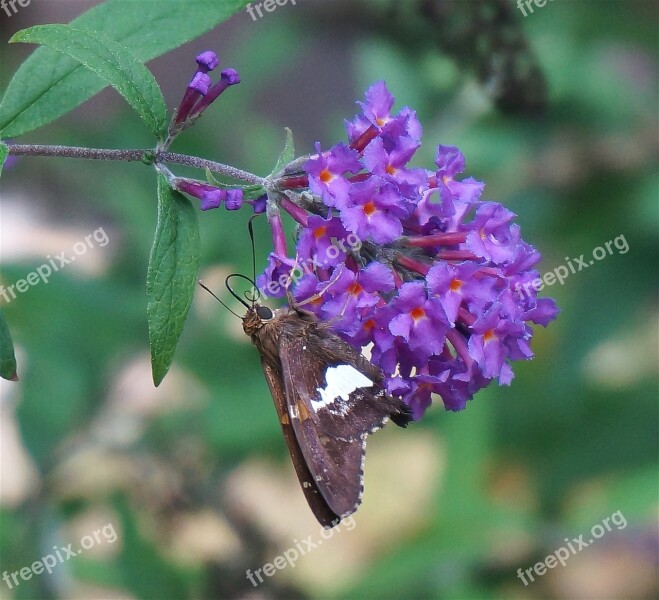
[4,144,265,185]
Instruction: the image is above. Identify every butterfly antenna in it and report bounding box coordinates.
[197,280,242,319]
[226,273,260,309]
[248,215,259,287]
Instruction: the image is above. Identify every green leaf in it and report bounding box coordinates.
[147,175,200,386]
[0,308,18,381]
[10,25,168,139]
[0,0,251,138]
[205,168,266,201]
[0,142,8,178]
[270,127,295,176]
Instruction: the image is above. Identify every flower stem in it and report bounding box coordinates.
[6,144,145,162]
[446,329,473,368]
[350,124,378,153]
[5,144,265,185]
[280,196,309,226]
[268,210,288,257]
[395,254,430,276]
[277,174,309,189]
[159,152,264,185]
[404,232,468,248]
[436,249,478,261]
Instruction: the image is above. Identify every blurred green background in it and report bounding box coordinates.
[0,1,657,599]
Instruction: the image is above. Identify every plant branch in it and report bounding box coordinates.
[158,152,264,185]
[5,144,265,185]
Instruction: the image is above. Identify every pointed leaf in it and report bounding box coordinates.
[271,127,295,176]
[0,0,251,138]
[147,175,200,386]
[0,309,18,381]
[10,25,168,139]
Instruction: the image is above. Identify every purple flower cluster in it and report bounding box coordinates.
[258,82,558,419]
[167,52,246,211]
[173,179,244,212]
[172,51,240,127]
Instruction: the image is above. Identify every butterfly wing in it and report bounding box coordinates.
[260,357,342,527]
[248,305,411,525]
[282,319,412,441]
[278,336,367,520]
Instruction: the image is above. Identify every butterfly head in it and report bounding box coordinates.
[242,304,274,336]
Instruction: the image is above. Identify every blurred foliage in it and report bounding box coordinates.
[0,1,657,599]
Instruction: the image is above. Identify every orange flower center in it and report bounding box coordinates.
[319,168,333,184]
[364,318,376,331]
[313,225,327,239]
[376,117,387,127]
[411,307,426,321]
[385,164,397,176]
[449,279,463,292]
[363,200,377,216]
[348,282,363,296]
[483,329,496,343]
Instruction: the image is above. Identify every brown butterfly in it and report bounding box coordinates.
[201,276,412,528]
[242,299,412,527]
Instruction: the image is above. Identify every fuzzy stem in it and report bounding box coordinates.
[5,144,265,185]
[6,144,146,162]
[159,152,264,185]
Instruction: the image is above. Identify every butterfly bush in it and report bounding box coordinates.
[252,82,560,418]
[176,54,558,419]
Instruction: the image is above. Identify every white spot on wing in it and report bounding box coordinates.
[313,365,373,413]
[289,404,300,420]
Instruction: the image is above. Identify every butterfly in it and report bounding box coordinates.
[200,272,412,528]
[241,298,412,527]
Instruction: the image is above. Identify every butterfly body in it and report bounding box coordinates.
[242,303,412,527]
